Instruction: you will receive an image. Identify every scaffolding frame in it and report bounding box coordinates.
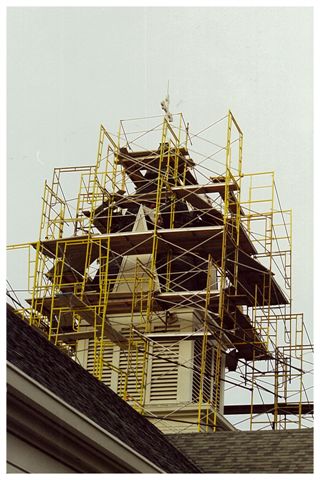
[7,111,313,432]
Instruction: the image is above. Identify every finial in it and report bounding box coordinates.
[161,81,173,122]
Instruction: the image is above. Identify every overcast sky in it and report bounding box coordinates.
[7,7,313,339]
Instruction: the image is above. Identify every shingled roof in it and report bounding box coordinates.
[167,429,313,473]
[6,306,200,473]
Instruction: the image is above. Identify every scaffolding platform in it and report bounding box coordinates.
[33,225,287,307]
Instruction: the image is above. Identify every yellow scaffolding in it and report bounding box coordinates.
[7,110,313,432]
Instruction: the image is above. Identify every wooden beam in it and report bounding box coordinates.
[224,402,314,416]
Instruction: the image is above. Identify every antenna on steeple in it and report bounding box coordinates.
[161,81,173,122]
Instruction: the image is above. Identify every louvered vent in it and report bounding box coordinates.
[87,338,114,387]
[192,338,213,402]
[118,345,146,400]
[150,340,179,402]
[116,327,147,400]
[86,324,182,404]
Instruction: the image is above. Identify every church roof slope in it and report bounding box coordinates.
[7,306,200,473]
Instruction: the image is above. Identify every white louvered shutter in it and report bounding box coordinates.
[150,340,179,402]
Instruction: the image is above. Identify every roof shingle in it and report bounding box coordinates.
[167,429,313,473]
[7,306,200,473]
